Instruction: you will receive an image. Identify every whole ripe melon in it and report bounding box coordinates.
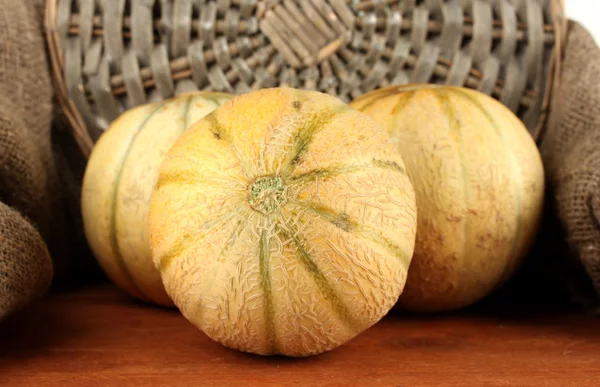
[350,84,545,313]
[147,87,418,356]
[81,92,233,307]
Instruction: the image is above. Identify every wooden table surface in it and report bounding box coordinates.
[1,283,599,387]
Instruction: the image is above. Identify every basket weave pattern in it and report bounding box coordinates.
[45,0,565,157]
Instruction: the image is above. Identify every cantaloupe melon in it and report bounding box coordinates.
[148,87,418,356]
[350,84,545,312]
[81,92,233,307]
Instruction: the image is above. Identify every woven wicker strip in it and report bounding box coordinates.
[45,0,566,157]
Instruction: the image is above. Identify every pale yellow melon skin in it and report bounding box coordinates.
[350,84,545,313]
[81,92,233,307]
[148,87,418,356]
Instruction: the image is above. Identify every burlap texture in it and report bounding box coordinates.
[0,0,99,320]
[0,203,53,321]
[0,0,56,319]
[540,21,600,310]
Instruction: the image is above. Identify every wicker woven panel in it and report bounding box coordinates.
[45,0,566,157]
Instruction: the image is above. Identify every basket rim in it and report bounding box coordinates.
[45,0,94,158]
[44,0,568,159]
[535,0,568,143]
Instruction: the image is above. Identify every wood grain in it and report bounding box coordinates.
[1,283,599,387]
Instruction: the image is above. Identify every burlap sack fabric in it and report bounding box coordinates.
[0,0,98,321]
[0,203,53,320]
[539,21,600,311]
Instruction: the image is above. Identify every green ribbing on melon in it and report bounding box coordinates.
[147,87,418,357]
[81,92,233,307]
[350,84,545,313]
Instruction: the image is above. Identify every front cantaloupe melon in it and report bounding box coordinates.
[148,87,418,356]
[81,92,233,307]
[350,84,545,313]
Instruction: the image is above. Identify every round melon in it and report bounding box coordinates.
[81,91,233,307]
[148,87,418,356]
[350,84,545,313]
